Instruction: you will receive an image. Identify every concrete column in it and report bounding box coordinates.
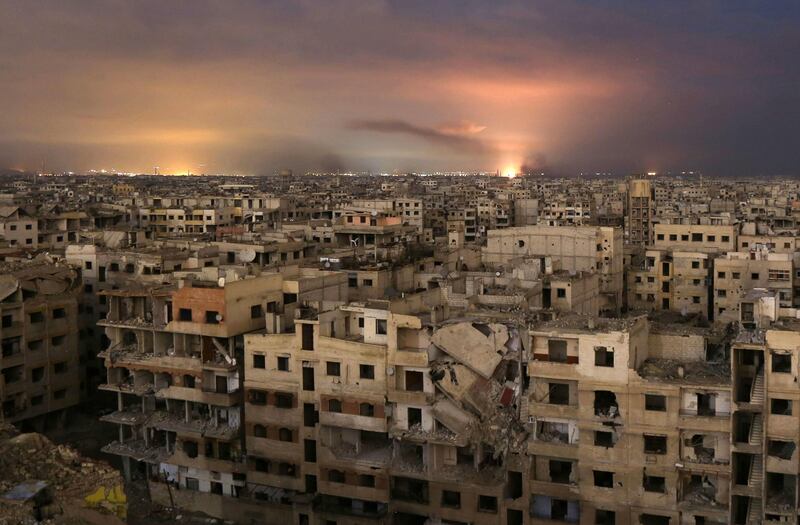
[121,457,132,482]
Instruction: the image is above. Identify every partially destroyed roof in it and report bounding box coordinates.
[647,311,729,337]
[638,358,731,385]
[531,313,645,333]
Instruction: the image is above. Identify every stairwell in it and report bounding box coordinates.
[748,454,763,488]
[750,369,765,405]
[746,496,762,524]
[749,414,763,446]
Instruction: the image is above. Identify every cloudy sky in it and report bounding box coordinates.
[1,0,799,175]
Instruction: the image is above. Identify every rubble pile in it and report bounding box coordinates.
[429,321,529,461]
[0,423,126,525]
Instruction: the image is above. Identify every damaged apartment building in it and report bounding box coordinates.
[0,258,82,429]
[87,227,800,525]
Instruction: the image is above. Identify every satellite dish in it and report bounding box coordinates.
[217,277,226,287]
[240,249,257,263]
[216,313,224,322]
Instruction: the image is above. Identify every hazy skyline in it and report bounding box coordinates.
[1,0,799,176]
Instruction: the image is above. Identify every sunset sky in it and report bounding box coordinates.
[1,1,799,175]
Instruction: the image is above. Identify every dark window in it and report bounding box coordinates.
[548,339,568,363]
[205,310,220,324]
[548,383,570,405]
[328,470,345,483]
[556,288,566,298]
[184,441,198,458]
[751,273,759,280]
[253,424,267,438]
[250,304,262,319]
[376,319,387,335]
[248,389,268,405]
[328,399,342,413]
[279,428,293,442]
[179,308,192,321]
[595,431,614,447]
[407,407,422,427]
[301,323,314,350]
[358,474,375,487]
[275,393,294,408]
[359,364,375,379]
[643,435,667,454]
[326,361,341,376]
[277,356,290,371]
[253,354,265,369]
[595,509,616,525]
[478,495,497,513]
[405,370,424,391]
[594,346,614,367]
[645,394,666,411]
[183,374,195,388]
[441,490,461,508]
[52,308,66,319]
[29,311,44,323]
[31,367,44,382]
[772,398,792,415]
[643,475,666,493]
[593,470,613,488]
[772,352,791,373]
[53,361,67,374]
[359,403,374,417]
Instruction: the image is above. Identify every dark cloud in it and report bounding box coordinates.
[347,119,494,154]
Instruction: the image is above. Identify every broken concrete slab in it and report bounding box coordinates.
[431,322,507,378]
[433,398,474,435]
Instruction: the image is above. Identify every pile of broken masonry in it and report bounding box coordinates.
[0,423,126,525]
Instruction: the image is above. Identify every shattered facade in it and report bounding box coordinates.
[0,260,82,425]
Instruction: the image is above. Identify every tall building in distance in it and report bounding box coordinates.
[627,179,655,247]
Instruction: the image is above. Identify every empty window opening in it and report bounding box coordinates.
[644,435,667,455]
[645,394,666,411]
[593,470,613,488]
[594,346,614,367]
[548,460,573,484]
[772,352,791,373]
[643,475,666,493]
[594,390,619,418]
[407,407,422,427]
[405,370,424,391]
[547,339,568,363]
[697,393,716,416]
[767,439,796,460]
[548,383,570,405]
[771,398,792,415]
[595,430,615,448]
